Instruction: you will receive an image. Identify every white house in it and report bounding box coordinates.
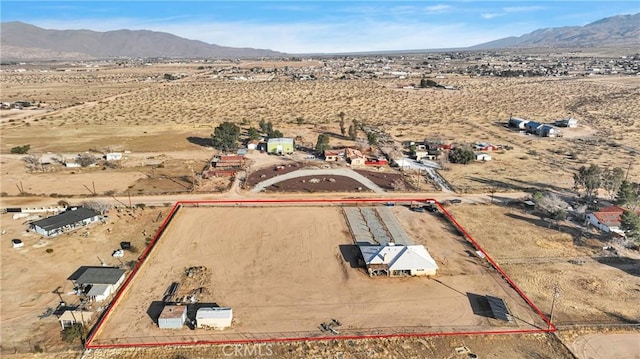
[586,205,626,234]
[359,244,438,277]
[68,266,126,302]
[196,307,233,329]
[30,207,101,237]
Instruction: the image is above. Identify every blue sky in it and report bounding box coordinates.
[1,1,638,53]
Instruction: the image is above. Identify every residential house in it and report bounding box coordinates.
[68,266,126,302]
[358,244,439,277]
[508,117,529,129]
[30,207,101,237]
[586,205,626,235]
[345,148,365,166]
[555,118,578,128]
[324,149,344,162]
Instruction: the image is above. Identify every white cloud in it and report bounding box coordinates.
[425,5,452,14]
[481,13,503,20]
[29,18,518,54]
[503,6,545,13]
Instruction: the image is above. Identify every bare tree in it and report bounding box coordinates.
[22,154,42,172]
[77,153,98,167]
[81,201,112,215]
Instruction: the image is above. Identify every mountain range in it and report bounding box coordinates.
[1,13,638,60]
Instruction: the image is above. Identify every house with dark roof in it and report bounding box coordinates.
[68,266,126,301]
[586,205,626,235]
[30,207,100,237]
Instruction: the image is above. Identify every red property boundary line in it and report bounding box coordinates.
[85,198,556,350]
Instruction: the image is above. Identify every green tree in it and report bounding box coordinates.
[574,165,602,207]
[338,112,346,136]
[602,167,625,199]
[211,122,241,152]
[10,144,30,154]
[366,132,377,146]
[348,124,357,140]
[420,78,438,88]
[269,129,284,138]
[315,134,330,155]
[409,144,417,157]
[616,181,640,209]
[620,210,640,241]
[61,323,84,344]
[247,127,260,140]
[258,119,268,133]
[449,147,475,164]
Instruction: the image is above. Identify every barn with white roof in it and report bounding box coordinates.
[358,243,438,277]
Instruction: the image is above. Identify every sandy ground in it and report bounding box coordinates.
[0,207,170,354]
[92,205,545,345]
[447,204,640,325]
[571,333,640,359]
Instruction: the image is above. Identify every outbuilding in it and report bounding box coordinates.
[104,152,123,161]
[196,307,233,329]
[555,118,578,128]
[59,310,93,329]
[158,305,187,329]
[537,125,557,137]
[475,152,492,161]
[266,138,294,155]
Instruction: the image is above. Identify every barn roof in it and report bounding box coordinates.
[359,244,438,271]
[31,207,100,232]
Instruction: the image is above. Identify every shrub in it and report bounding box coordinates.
[61,323,84,344]
[45,248,54,254]
[10,145,30,154]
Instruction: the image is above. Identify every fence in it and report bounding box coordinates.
[85,198,556,350]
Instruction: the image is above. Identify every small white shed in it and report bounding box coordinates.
[105,152,123,161]
[196,307,232,330]
[475,152,492,161]
[59,310,93,329]
[158,305,187,329]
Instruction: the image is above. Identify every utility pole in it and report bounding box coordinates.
[549,284,560,330]
[625,161,633,182]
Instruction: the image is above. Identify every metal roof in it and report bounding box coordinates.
[266,137,294,144]
[68,266,125,285]
[359,244,438,271]
[31,207,100,232]
[87,284,110,296]
[196,307,232,319]
[159,305,187,319]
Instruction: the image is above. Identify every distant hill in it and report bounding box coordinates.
[471,13,640,49]
[0,22,286,60]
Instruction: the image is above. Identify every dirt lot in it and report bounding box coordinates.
[0,206,171,355]
[1,66,637,194]
[91,205,546,346]
[447,204,640,325]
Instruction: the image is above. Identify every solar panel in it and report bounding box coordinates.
[486,295,512,322]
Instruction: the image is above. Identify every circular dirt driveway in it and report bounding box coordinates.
[571,333,640,359]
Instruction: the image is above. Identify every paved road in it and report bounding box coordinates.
[251,168,386,193]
